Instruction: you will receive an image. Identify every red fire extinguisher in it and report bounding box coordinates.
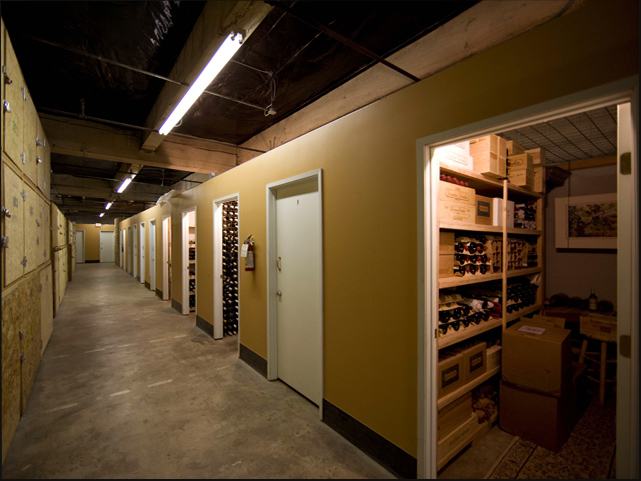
[243,235,255,271]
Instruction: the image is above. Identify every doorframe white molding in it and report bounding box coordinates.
[416,75,638,479]
[75,229,85,264]
[133,223,138,279]
[149,219,156,292]
[99,230,114,263]
[139,222,146,284]
[120,228,124,268]
[266,168,324,416]
[213,193,240,343]
[182,207,197,316]
[161,215,171,301]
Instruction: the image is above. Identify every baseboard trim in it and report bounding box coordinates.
[144,281,150,290]
[171,299,182,313]
[85,260,99,263]
[239,344,267,378]
[196,316,214,337]
[155,289,163,299]
[136,276,140,282]
[322,399,417,479]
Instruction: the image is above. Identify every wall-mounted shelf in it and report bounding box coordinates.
[438,366,501,411]
[439,271,503,289]
[506,267,542,279]
[440,222,503,234]
[437,317,503,349]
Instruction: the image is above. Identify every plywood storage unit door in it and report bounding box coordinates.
[19,275,41,414]
[40,264,54,354]
[38,194,50,264]
[22,87,38,185]
[2,27,25,171]
[1,285,21,464]
[23,182,40,275]
[2,162,25,286]
[36,117,51,199]
[53,249,62,315]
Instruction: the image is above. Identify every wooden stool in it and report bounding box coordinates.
[578,335,617,405]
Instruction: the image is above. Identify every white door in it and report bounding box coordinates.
[75,231,85,264]
[120,229,124,267]
[133,225,138,279]
[275,180,322,405]
[127,227,132,273]
[162,216,171,301]
[99,231,114,263]
[140,223,146,284]
[150,220,156,291]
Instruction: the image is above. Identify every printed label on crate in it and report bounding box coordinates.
[477,200,491,218]
[518,325,546,335]
[442,364,461,388]
[469,351,484,373]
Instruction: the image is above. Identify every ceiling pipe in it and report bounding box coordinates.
[267,1,420,83]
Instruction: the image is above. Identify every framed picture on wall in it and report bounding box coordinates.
[555,194,617,249]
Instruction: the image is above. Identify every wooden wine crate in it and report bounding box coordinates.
[433,142,473,170]
[437,412,479,461]
[507,168,533,189]
[438,391,473,441]
[469,135,507,178]
[506,140,525,155]
[438,352,466,398]
[487,345,502,370]
[533,165,546,193]
[439,202,476,225]
[507,153,533,170]
[439,231,455,255]
[475,195,493,226]
[439,254,454,278]
[526,147,547,165]
[579,313,617,342]
[438,181,476,206]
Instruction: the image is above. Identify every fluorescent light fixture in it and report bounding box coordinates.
[99,213,105,218]
[105,202,113,210]
[158,32,244,136]
[95,223,102,227]
[117,177,133,194]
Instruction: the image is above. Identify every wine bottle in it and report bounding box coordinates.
[588,288,598,311]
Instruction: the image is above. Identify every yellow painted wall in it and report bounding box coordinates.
[119,0,638,457]
[75,224,115,262]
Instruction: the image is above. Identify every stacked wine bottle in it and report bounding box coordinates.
[453,235,493,276]
[189,241,196,310]
[438,292,494,338]
[222,201,239,336]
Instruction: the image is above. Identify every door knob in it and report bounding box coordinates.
[276,290,282,297]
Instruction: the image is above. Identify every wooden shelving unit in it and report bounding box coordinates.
[436,154,545,470]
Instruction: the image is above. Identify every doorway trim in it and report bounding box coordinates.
[162,215,171,301]
[75,229,85,264]
[416,76,638,478]
[213,193,240,342]
[133,224,138,279]
[182,207,197,316]
[266,169,324,414]
[120,228,124,268]
[149,219,156,292]
[99,230,114,263]
[140,222,146,284]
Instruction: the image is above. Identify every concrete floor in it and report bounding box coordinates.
[2,263,395,479]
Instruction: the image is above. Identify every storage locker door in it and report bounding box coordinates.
[39,196,50,263]
[22,88,38,185]
[1,284,22,463]
[40,265,54,354]
[2,163,25,286]
[20,275,41,415]
[2,31,25,170]
[23,183,39,274]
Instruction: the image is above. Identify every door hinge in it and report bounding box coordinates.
[36,156,42,164]
[21,152,26,164]
[620,152,632,175]
[20,353,26,364]
[3,100,10,113]
[1,237,9,248]
[19,330,24,340]
[35,137,43,147]
[1,206,10,218]
[38,284,43,293]
[2,65,12,84]
[21,256,27,267]
[36,219,40,227]
[21,87,26,101]
[21,190,26,201]
[30,206,34,215]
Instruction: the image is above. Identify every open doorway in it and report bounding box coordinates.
[75,230,85,264]
[140,222,146,285]
[149,219,156,292]
[120,228,124,268]
[417,84,638,478]
[213,194,240,341]
[182,208,196,315]
[162,215,172,301]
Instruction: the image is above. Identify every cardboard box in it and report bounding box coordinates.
[572,362,589,422]
[439,231,455,255]
[439,254,454,279]
[506,140,525,155]
[434,142,473,170]
[439,181,476,206]
[507,168,534,189]
[438,352,465,398]
[500,380,573,452]
[579,313,617,342]
[475,195,493,226]
[470,135,507,178]
[530,314,566,329]
[533,164,546,193]
[525,148,546,165]
[486,345,502,370]
[437,412,478,461]
[438,392,472,441]
[507,153,533,170]
[439,202,476,225]
[461,342,487,383]
[491,198,514,228]
[502,320,572,397]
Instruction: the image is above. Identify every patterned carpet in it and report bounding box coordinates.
[485,399,616,479]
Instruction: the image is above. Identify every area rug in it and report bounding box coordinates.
[484,400,616,479]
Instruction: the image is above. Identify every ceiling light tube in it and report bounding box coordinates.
[158,32,244,136]
[105,202,113,210]
[117,177,133,193]
[99,213,105,218]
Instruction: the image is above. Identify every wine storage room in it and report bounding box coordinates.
[1,2,638,479]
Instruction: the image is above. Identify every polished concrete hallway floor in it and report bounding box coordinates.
[2,263,394,479]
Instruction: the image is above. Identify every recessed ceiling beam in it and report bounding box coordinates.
[140,1,273,153]
[41,114,237,174]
